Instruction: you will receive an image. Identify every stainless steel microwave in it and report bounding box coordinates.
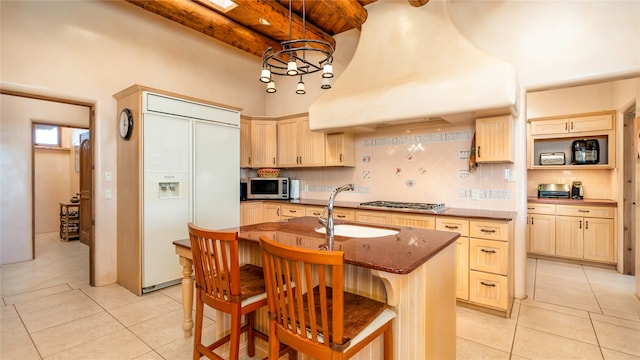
[247,177,289,200]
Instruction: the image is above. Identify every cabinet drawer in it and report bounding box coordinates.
[470,220,509,241]
[333,208,355,221]
[555,205,614,219]
[306,206,325,217]
[469,271,509,310]
[355,210,392,225]
[280,204,306,218]
[470,239,508,275]
[436,217,469,236]
[527,203,556,215]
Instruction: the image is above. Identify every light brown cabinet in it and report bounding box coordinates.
[391,213,435,229]
[475,115,513,163]
[240,118,251,168]
[527,202,616,264]
[355,210,392,225]
[527,111,615,170]
[262,203,281,222]
[277,115,325,167]
[306,206,355,221]
[436,217,470,301]
[250,120,277,168]
[240,202,262,226]
[527,203,556,256]
[280,203,306,219]
[325,133,356,167]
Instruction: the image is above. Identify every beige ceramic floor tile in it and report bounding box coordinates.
[512,326,602,360]
[81,283,145,310]
[593,320,640,356]
[43,328,151,360]
[519,297,590,319]
[128,308,213,349]
[455,306,517,353]
[0,333,41,360]
[590,312,640,330]
[518,304,598,344]
[107,292,182,327]
[15,289,103,333]
[456,337,510,360]
[1,305,29,341]
[601,307,640,322]
[601,347,640,360]
[2,284,72,305]
[133,351,165,360]
[30,311,123,357]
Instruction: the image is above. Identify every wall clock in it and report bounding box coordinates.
[119,108,134,140]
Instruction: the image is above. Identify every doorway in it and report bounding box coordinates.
[623,104,637,275]
[2,90,96,286]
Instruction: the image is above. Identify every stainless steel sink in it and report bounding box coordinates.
[314,224,399,238]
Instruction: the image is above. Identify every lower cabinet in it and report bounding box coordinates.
[436,217,470,300]
[263,203,281,222]
[527,202,616,264]
[391,213,435,229]
[240,202,263,226]
[355,210,392,225]
[280,203,306,219]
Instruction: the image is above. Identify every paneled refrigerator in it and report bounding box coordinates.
[116,87,239,295]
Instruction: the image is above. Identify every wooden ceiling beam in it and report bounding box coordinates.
[125,0,284,58]
[408,0,430,7]
[321,0,367,29]
[232,0,336,49]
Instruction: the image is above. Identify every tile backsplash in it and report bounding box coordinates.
[282,123,517,211]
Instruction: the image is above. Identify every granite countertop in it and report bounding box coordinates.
[245,199,516,221]
[527,197,617,207]
[176,216,459,275]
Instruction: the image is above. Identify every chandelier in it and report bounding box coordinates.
[259,0,334,94]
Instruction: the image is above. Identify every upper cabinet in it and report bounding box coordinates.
[277,115,325,167]
[326,132,356,167]
[527,111,615,170]
[475,115,514,163]
[250,120,278,168]
[240,117,251,168]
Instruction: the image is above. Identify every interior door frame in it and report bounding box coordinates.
[3,89,96,286]
[623,104,637,275]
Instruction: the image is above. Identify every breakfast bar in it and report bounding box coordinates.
[174,216,459,359]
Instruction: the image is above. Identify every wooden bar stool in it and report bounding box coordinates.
[259,235,396,360]
[188,223,268,360]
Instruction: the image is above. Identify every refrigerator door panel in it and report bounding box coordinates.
[143,113,190,173]
[193,120,240,229]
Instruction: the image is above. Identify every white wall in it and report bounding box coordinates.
[0,1,266,284]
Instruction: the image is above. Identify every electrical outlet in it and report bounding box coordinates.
[471,189,481,200]
[105,189,112,199]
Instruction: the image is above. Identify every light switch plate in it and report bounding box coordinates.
[105,189,112,199]
[104,171,112,182]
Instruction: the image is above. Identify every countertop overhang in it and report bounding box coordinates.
[175,216,459,275]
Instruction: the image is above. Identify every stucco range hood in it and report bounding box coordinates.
[309,0,519,131]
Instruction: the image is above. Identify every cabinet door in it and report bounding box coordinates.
[529,118,569,135]
[528,214,556,255]
[469,220,509,241]
[326,133,356,166]
[251,120,277,168]
[475,115,513,163]
[277,118,299,167]
[555,216,584,259]
[240,202,262,226]
[240,118,251,167]
[569,113,613,133]
[355,210,392,225]
[456,237,470,300]
[262,203,281,222]
[436,217,470,237]
[391,214,435,229]
[299,118,325,166]
[583,218,614,263]
[280,203,305,218]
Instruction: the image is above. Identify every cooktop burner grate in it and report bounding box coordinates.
[359,201,446,213]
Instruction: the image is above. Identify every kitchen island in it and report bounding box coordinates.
[174,216,459,359]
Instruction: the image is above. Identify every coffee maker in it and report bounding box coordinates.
[571,181,583,199]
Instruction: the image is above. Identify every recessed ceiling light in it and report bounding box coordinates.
[259,18,271,26]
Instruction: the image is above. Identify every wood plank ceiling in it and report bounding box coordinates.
[125,0,429,59]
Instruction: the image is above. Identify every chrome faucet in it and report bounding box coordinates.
[318,183,354,250]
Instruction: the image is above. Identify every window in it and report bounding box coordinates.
[34,124,60,146]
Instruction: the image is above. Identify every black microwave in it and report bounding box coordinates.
[247,177,289,200]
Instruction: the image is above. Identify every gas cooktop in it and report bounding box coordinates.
[359,201,446,214]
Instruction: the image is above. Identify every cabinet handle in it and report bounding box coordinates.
[480,281,496,287]
[565,122,568,131]
[578,210,590,213]
[277,209,280,216]
[477,146,481,157]
[273,157,276,165]
[570,121,574,130]
[336,214,347,218]
[340,153,343,163]
[248,157,251,165]
[579,220,582,229]
[527,207,534,210]
[480,228,496,233]
[312,211,321,216]
[585,220,589,230]
[480,249,496,254]
[531,217,534,225]
[445,225,459,230]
